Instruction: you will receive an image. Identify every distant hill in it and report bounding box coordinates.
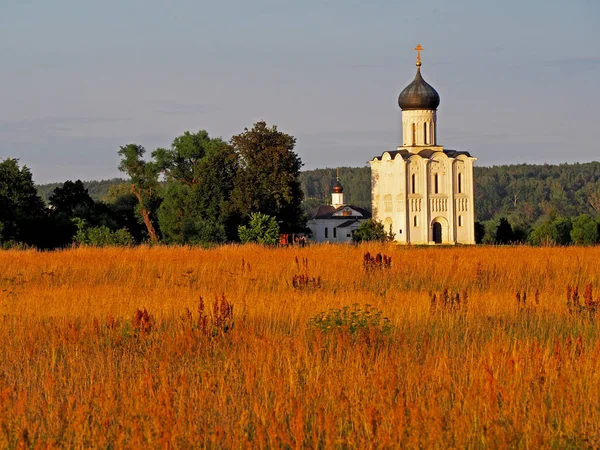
[300,163,600,227]
[36,178,127,203]
[37,162,600,227]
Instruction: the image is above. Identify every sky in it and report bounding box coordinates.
[1,0,599,184]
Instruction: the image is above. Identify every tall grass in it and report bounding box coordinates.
[1,244,599,447]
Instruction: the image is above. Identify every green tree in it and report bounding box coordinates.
[474,221,485,244]
[495,217,514,244]
[238,212,280,245]
[530,216,573,246]
[46,180,99,247]
[118,144,161,243]
[352,219,392,243]
[153,130,237,244]
[571,214,600,245]
[49,180,95,214]
[230,122,305,232]
[0,158,47,246]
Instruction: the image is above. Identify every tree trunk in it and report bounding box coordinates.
[140,209,159,243]
[131,184,159,243]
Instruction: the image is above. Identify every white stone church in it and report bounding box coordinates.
[370,46,476,244]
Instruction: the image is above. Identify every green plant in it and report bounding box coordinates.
[73,218,134,247]
[238,212,280,245]
[308,304,393,336]
[352,219,394,243]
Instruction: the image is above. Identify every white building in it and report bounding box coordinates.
[370,45,476,244]
[307,178,371,243]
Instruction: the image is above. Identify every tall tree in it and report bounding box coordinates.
[230,121,305,231]
[153,130,238,243]
[571,214,600,245]
[118,144,161,243]
[49,180,95,214]
[0,158,47,246]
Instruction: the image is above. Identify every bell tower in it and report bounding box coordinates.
[369,45,477,245]
[398,45,440,149]
[331,169,344,208]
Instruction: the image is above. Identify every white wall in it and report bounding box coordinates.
[307,219,363,243]
[370,150,476,244]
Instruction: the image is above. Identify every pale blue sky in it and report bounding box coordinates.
[1,0,599,183]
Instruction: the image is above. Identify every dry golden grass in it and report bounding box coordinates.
[1,244,600,448]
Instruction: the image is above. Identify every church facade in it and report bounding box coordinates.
[307,177,371,243]
[369,46,476,244]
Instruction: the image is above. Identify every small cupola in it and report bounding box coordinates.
[331,170,344,208]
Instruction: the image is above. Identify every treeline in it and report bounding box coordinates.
[12,151,600,247]
[475,162,600,245]
[2,122,304,248]
[300,163,600,244]
[37,178,127,203]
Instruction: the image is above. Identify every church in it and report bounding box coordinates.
[306,174,371,243]
[369,45,476,244]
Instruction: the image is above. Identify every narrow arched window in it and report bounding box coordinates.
[324,227,328,238]
[414,216,418,227]
[412,123,416,145]
[458,173,463,194]
[384,194,393,212]
[434,173,439,194]
[411,173,416,194]
[333,228,337,238]
[458,215,463,227]
[424,122,428,145]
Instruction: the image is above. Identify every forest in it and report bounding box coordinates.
[37,163,600,220]
[32,161,600,246]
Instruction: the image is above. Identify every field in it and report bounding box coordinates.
[1,244,600,448]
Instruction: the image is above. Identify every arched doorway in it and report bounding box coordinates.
[432,222,442,244]
[431,216,449,244]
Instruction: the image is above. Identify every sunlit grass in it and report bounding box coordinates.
[1,244,599,447]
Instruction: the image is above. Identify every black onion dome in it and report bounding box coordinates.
[332,179,343,193]
[398,67,440,110]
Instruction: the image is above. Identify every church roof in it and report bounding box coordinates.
[371,148,472,162]
[398,66,440,111]
[311,205,371,220]
[337,219,362,228]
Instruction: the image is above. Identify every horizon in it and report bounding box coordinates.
[30,159,600,187]
[1,0,599,184]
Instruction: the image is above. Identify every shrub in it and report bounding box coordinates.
[309,304,393,337]
[238,212,280,245]
[529,216,572,246]
[571,214,600,245]
[73,218,134,247]
[352,219,394,243]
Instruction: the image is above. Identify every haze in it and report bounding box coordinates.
[1,0,598,183]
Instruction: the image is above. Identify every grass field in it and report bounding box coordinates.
[1,244,600,448]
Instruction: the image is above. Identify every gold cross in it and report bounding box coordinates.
[414,44,423,65]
